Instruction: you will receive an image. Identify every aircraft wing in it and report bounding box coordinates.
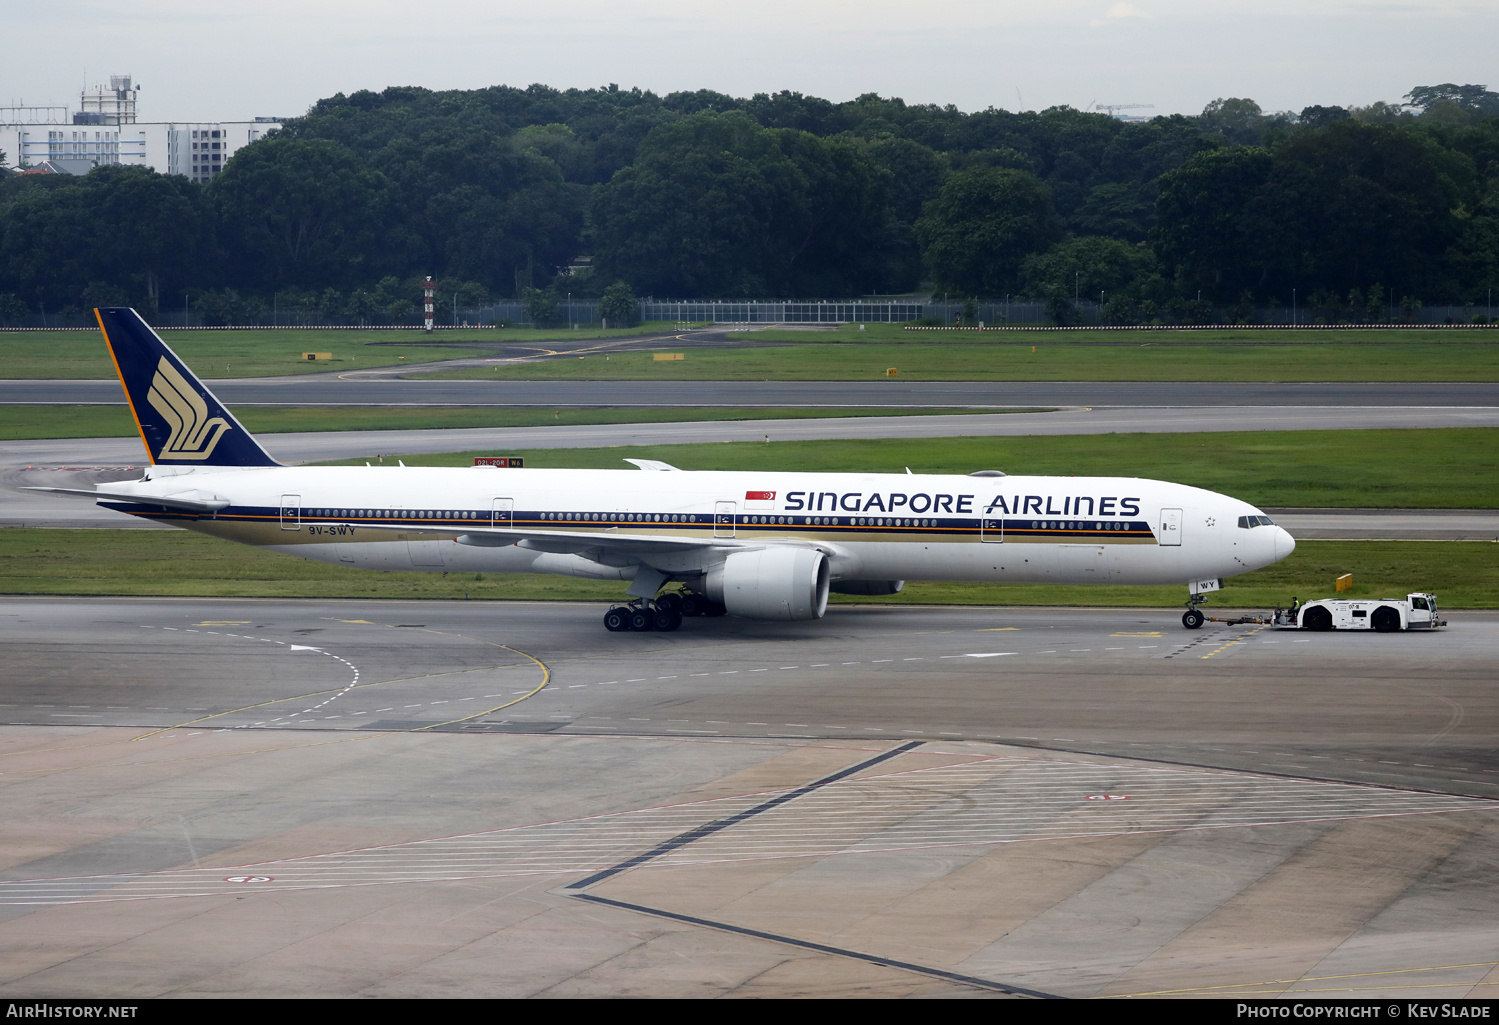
[344,521,732,555]
[22,486,230,513]
[346,521,846,560]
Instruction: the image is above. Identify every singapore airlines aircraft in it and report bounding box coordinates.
[32,309,1296,632]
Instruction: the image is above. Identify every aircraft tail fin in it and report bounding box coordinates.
[95,308,278,467]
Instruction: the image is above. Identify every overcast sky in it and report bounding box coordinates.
[5,1,1495,124]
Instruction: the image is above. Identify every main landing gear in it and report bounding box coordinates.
[602,592,727,632]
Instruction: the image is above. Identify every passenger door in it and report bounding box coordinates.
[1158,507,1183,546]
[980,504,1003,542]
[714,501,736,538]
[279,494,301,531]
[491,497,513,529]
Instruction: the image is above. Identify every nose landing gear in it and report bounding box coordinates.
[1183,590,1208,629]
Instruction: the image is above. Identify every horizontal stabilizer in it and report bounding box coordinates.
[22,486,229,513]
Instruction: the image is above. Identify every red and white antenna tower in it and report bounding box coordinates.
[423,276,436,333]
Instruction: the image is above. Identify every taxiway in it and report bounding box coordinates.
[1,598,1495,998]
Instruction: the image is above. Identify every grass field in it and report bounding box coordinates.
[2,528,1492,608]
[0,323,680,379]
[7,324,1496,382]
[317,428,1499,510]
[429,326,1499,382]
[0,404,1009,441]
[748,324,1494,345]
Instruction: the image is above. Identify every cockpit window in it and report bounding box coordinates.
[1238,515,1276,528]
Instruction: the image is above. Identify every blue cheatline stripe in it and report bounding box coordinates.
[102,501,1155,541]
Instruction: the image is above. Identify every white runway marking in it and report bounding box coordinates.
[64,623,1327,734]
[1,754,1490,906]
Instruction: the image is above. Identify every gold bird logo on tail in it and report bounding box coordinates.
[145,357,232,460]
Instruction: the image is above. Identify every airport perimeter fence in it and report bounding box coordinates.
[4,299,1496,330]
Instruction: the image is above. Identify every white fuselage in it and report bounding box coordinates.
[99,464,1296,590]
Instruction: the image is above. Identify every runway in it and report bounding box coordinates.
[1,598,1496,997]
[7,376,1499,407]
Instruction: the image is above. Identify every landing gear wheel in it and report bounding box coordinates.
[653,608,683,632]
[603,607,631,632]
[628,608,655,631]
[657,593,684,615]
[1182,609,1205,629]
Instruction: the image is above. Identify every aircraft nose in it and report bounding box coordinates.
[1275,526,1296,561]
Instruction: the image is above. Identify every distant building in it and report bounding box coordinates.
[11,160,70,175]
[0,74,281,181]
[78,75,139,125]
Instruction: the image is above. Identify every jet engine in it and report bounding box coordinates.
[705,547,830,620]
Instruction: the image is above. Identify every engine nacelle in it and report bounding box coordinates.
[705,547,830,620]
[829,579,904,596]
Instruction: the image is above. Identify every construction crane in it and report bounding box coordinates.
[1094,103,1155,118]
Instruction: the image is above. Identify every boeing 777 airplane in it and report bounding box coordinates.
[31,308,1296,632]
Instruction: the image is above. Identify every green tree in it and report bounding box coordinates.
[0,292,28,324]
[0,165,205,313]
[1069,183,1157,243]
[862,137,947,224]
[1445,191,1499,302]
[915,167,1061,296]
[1199,97,1269,146]
[590,111,894,296]
[79,281,129,309]
[193,288,247,326]
[1021,236,1156,299]
[1154,146,1279,300]
[1299,105,1351,129]
[345,288,379,325]
[210,138,395,290]
[1100,292,1139,325]
[1044,288,1077,326]
[861,137,948,290]
[523,287,560,326]
[1406,84,1499,117]
[1273,120,1470,296]
[598,281,637,325]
